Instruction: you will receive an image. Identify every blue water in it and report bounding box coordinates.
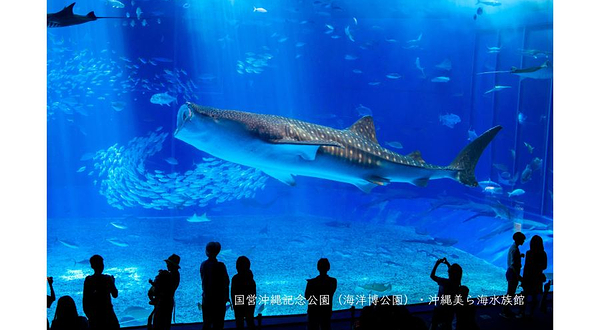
[47,0,553,326]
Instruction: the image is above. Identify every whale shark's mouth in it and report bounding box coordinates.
[175,103,194,136]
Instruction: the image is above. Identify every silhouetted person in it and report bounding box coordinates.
[455,286,479,330]
[51,295,90,330]
[48,276,56,329]
[305,258,337,330]
[519,235,547,318]
[429,258,462,330]
[231,256,256,329]
[83,255,120,330]
[500,232,526,318]
[200,242,230,330]
[148,254,181,330]
[48,276,56,307]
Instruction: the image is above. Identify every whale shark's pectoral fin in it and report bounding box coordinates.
[367,176,390,186]
[354,181,378,193]
[269,139,344,161]
[411,178,430,187]
[261,169,296,186]
[355,176,390,193]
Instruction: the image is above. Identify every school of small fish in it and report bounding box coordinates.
[237,51,274,75]
[81,129,268,210]
[48,45,201,120]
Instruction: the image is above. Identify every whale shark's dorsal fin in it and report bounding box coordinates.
[58,2,76,16]
[407,150,426,164]
[347,116,378,144]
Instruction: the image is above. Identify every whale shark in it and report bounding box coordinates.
[174,103,502,192]
[47,3,121,28]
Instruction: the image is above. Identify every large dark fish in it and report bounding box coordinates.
[47,3,121,28]
[174,102,502,192]
[477,61,553,80]
[510,60,553,79]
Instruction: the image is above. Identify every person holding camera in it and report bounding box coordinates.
[148,254,181,330]
[47,276,56,329]
[429,257,462,330]
[83,255,120,330]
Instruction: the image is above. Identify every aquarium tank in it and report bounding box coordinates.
[47,0,553,326]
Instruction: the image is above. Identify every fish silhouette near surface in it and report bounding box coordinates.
[174,103,502,192]
[477,60,553,80]
[358,283,392,292]
[47,3,122,28]
[510,60,553,79]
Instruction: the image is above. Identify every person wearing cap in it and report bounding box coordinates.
[148,254,181,330]
[200,242,230,330]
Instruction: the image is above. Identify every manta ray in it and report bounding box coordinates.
[47,3,120,28]
[174,103,502,192]
[477,60,553,80]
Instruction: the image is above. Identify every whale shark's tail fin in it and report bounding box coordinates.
[448,125,502,187]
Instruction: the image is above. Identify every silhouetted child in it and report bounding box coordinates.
[231,256,256,329]
[83,255,120,330]
[455,286,479,330]
[500,232,526,319]
[51,295,90,330]
[519,235,547,318]
[48,277,56,329]
[200,242,230,330]
[305,258,337,330]
[148,254,181,330]
[429,258,462,330]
